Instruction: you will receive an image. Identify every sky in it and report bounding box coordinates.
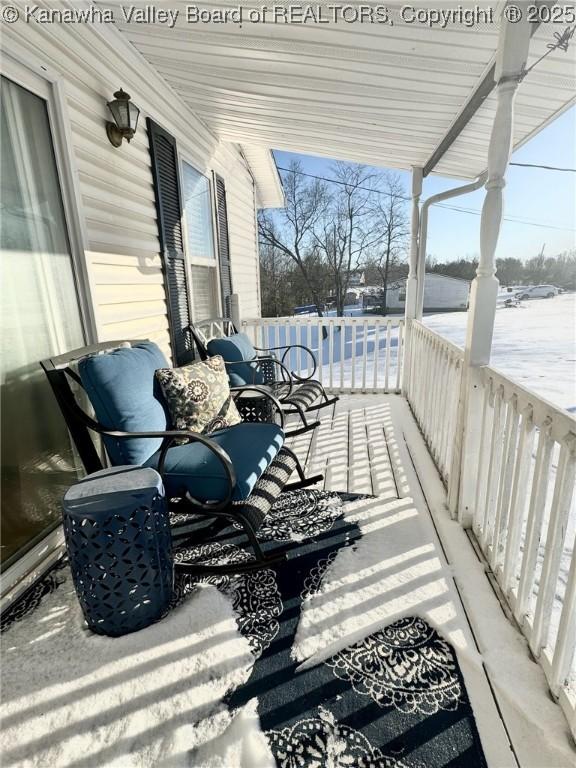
[273,105,576,264]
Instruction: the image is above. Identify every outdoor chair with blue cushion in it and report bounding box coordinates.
[188,318,339,437]
[41,340,321,577]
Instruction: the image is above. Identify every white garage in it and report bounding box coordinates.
[387,273,470,313]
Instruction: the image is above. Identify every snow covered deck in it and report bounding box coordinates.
[285,394,576,767]
[2,394,575,767]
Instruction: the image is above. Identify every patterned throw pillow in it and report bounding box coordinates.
[155,355,242,436]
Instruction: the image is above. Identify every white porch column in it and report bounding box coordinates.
[402,167,423,394]
[449,13,532,523]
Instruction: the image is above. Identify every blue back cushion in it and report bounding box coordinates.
[79,342,170,466]
[206,333,265,387]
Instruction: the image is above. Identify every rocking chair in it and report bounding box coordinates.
[188,319,339,437]
[41,340,322,578]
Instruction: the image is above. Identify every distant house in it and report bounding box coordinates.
[349,270,366,287]
[385,273,470,312]
[344,288,363,305]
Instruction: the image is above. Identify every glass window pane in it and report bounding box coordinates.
[191,265,219,321]
[182,162,215,260]
[1,76,85,567]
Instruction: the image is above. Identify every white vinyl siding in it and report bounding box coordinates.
[1,19,261,363]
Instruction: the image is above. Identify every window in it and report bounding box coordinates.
[181,162,220,321]
[1,75,86,570]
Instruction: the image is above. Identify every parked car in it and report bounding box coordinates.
[516,285,559,300]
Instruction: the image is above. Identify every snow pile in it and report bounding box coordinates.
[1,578,254,767]
[189,700,274,768]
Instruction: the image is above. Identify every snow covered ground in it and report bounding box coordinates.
[424,292,576,412]
[255,293,575,411]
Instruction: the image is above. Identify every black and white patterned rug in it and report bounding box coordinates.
[174,489,487,768]
[1,488,487,767]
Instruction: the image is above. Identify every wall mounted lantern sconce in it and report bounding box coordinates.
[106,89,140,147]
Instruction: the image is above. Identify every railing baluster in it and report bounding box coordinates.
[284,317,290,364]
[437,354,450,475]
[317,318,323,385]
[396,321,404,392]
[482,384,505,550]
[340,320,345,391]
[431,343,444,465]
[385,320,392,393]
[472,378,492,536]
[515,422,554,622]
[502,406,536,592]
[296,321,303,376]
[411,325,420,418]
[329,320,334,391]
[373,321,380,391]
[414,326,425,422]
[550,536,576,696]
[438,351,451,474]
[261,320,266,351]
[361,319,368,392]
[445,359,461,480]
[351,321,357,390]
[531,441,575,657]
[425,338,435,450]
[442,353,455,474]
[493,395,521,571]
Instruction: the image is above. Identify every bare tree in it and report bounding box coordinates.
[371,173,409,311]
[314,162,384,316]
[258,160,329,314]
[258,161,410,317]
[259,242,291,316]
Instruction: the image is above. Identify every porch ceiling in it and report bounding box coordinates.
[101,1,575,180]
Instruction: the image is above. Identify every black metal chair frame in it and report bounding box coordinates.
[187,319,339,438]
[41,340,323,578]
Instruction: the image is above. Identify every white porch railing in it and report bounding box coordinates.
[468,364,576,732]
[404,320,464,487]
[242,313,575,731]
[241,316,405,394]
[405,321,576,732]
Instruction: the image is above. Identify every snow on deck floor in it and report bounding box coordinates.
[286,395,576,768]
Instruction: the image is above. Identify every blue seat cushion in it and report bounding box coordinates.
[206,333,265,387]
[79,342,170,466]
[144,423,284,503]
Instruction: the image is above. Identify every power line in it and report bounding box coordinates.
[275,165,406,199]
[510,162,576,172]
[276,164,576,232]
[435,203,576,232]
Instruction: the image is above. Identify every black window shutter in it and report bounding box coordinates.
[213,173,233,317]
[147,118,194,365]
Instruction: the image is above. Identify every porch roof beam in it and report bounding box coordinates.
[422,65,496,178]
[422,11,546,178]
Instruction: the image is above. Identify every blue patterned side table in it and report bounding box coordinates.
[62,466,173,637]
